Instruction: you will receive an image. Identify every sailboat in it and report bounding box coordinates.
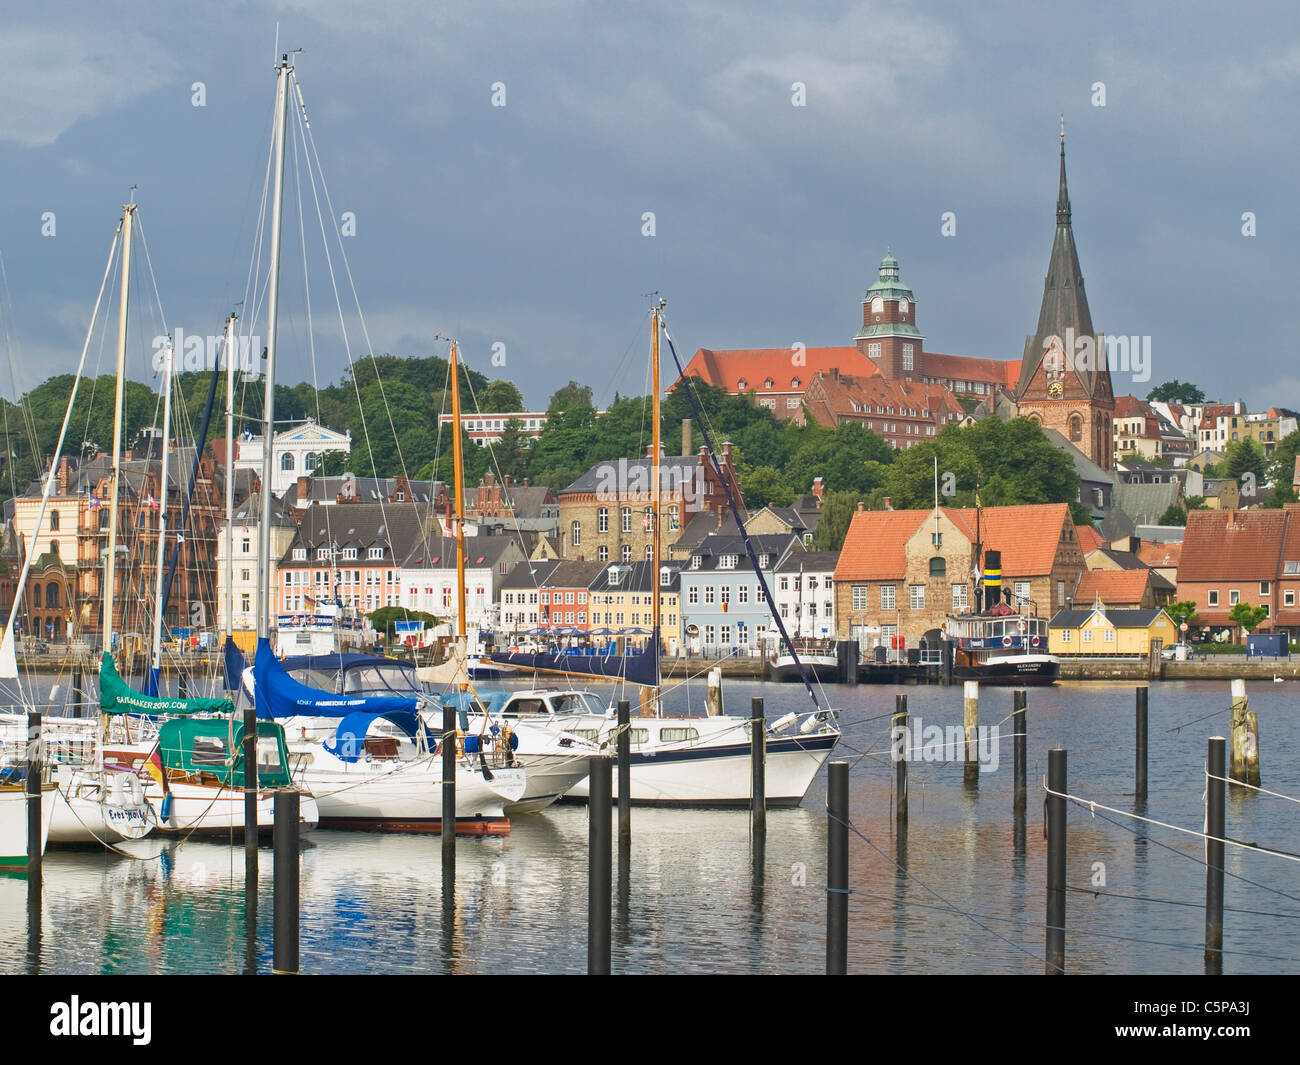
[221,57,525,834]
[476,302,840,806]
[0,208,154,848]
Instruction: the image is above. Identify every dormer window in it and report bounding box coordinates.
[758,554,770,568]
[763,378,774,389]
[737,378,748,390]
[293,548,306,561]
[871,297,884,315]
[720,554,738,569]
[790,377,801,389]
[609,567,622,587]
[368,546,383,560]
[691,556,701,570]
[660,567,672,587]
[316,547,330,561]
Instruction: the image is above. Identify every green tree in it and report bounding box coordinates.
[546,381,595,416]
[812,489,861,551]
[1228,602,1268,633]
[478,379,525,412]
[1146,380,1206,404]
[1267,429,1300,489]
[740,466,793,509]
[487,418,532,481]
[1165,600,1198,629]
[368,606,444,639]
[1222,437,1266,492]
[1158,502,1187,526]
[1185,495,1208,511]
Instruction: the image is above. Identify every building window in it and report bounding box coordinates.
[1104,629,1115,642]
[1208,590,1219,606]
[281,453,295,471]
[852,586,867,611]
[598,545,609,562]
[1083,629,1093,643]
[688,587,699,604]
[49,511,59,531]
[902,344,914,372]
[1014,581,1031,607]
[909,585,925,610]
[871,297,884,315]
[572,521,581,547]
[1287,590,1296,607]
[929,557,945,576]
[1062,630,1071,643]
[704,586,715,604]
[369,547,383,560]
[621,545,632,562]
[598,508,609,533]
[881,585,895,610]
[1260,581,1271,595]
[868,342,881,359]
[1229,590,1240,606]
[1058,580,1065,607]
[738,585,749,604]
[951,584,968,611]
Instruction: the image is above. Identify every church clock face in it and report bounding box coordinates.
[1048,381,1063,398]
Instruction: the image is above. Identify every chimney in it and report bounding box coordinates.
[503,474,512,488]
[58,456,68,494]
[682,418,692,457]
[522,477,530,488]
[811,477,825,505]
[297,475,310,500]
[883,496,893,511]
[856,501,865,512]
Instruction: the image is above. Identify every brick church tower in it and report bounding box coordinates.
[1015,131,1114,471]
[854,252,924,381]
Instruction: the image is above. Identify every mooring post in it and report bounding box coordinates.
[587,756,612,975]
[272,789,299,975]
[963,680,979,784]
[1013,689,1027,812]
[706,666,723,716]
[894,693,908,827]
[751,697,766,837]
[1205,736,1226,976]
[442,701,456,864]
[1046,748,1067,975]
[1135,686,1149,801]
[617,699,631,853]
[71,666,83,717]
[25,710,41,877]
[826,760,848,974]
[1228,679,1260,787]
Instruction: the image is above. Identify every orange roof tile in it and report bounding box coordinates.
[834,508,932,581]
[922,352,1022,388]
[943,504,1071,577]
[1076,525,1105,555]
[1136,540,1180,569]
[1178,510,1287,582]
[679,347,872,394]
[1074,569,1153,606]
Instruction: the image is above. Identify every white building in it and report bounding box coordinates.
[771,551,839,639]
[399,534,528,639]
[231,419,352,498]
[215,492,299,636]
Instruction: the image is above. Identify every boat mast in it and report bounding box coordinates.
[103,203,136,658]
[147,336,174,691]
[450,339,467,665]
[257,54,292,642]
[650,299,664,704]
[223,312,237,646]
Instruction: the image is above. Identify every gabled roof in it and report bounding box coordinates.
[400,534,522,570]
[1076,525,1105,554]
[281,502,426,564]
[1136,540,1181,569]
[679,347,871,395]
[923,352,1021,389]
[500,559,563,590]
[589,560,681,594]
[1113,482,1181,526]
[1074,569,1160,606]
[1049,607,1168,628]
[774,550,840,573]
[1178,510,1287,582]
[542,560,608,590]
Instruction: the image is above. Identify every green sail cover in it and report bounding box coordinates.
[98,653,235,716]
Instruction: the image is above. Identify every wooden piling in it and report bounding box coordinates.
[1135,686,1148,801]
[893,693,908,827]
[71,666,83,717]
[751,698,766,837]
[587,756,612,975]
[826,761,848,975]
[1205,736,1225,976]
[1046,748,1067,975]
[272,789,299,975]
[442,702,456,864]
[1013,689,1027,812]
[963,680,979,784]
[1228,679,1260,787]
[616,699,631,852]
[705,666,723,717]
[26,711,41,877]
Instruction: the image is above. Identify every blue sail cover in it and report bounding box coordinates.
[224,636,247,692]
[324,709,428,763]
[252,637,421,720]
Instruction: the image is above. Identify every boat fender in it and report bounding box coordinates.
[799,713,821,735]
[128,774,144,806]
[770,712,797,734]
[464,735,481,754]
[160,792,173,822]
[109,772,124,805]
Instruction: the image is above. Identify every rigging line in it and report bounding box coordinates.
[1045,922,1300,965]
[1065,884,1300,922]
[831,809,1061,972]
[1043,782,1300,864]
[1164,703,1232,734]
[660,316,822,714]
[1204,770,1300,805]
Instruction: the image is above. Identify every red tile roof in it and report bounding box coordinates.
[1178,510,1287,582]
[1074,569,1154,607]
[680,347,871,394]
[1136,540,1181,569]
[834,508,932,581]
[802,371,963,430]
[922,352,1021,388]
[1076,525,1105,555]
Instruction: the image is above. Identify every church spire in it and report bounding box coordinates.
[1057,116,1070,225]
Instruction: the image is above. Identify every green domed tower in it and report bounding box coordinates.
[854,251,925,381]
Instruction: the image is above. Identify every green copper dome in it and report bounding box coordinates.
[863,251,915,304]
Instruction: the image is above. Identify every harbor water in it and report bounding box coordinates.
[2,676,1297,974]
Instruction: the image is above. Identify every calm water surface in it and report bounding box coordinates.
[1,676,1297,974]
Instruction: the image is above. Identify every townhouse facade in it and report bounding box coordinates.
[772,550,839,639]
[678,533,799,655]
[400,533,528,634]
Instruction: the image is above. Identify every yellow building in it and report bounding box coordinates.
[1048,604,1177,655]
[586,561,683,655]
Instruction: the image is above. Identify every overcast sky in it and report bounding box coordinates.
[0,1,1295,416]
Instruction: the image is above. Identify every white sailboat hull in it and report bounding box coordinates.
[0,784,55,869]
[48,771,158,845]
[142,780,320,838]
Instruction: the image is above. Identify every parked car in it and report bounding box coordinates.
[1161,642,1191,660]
